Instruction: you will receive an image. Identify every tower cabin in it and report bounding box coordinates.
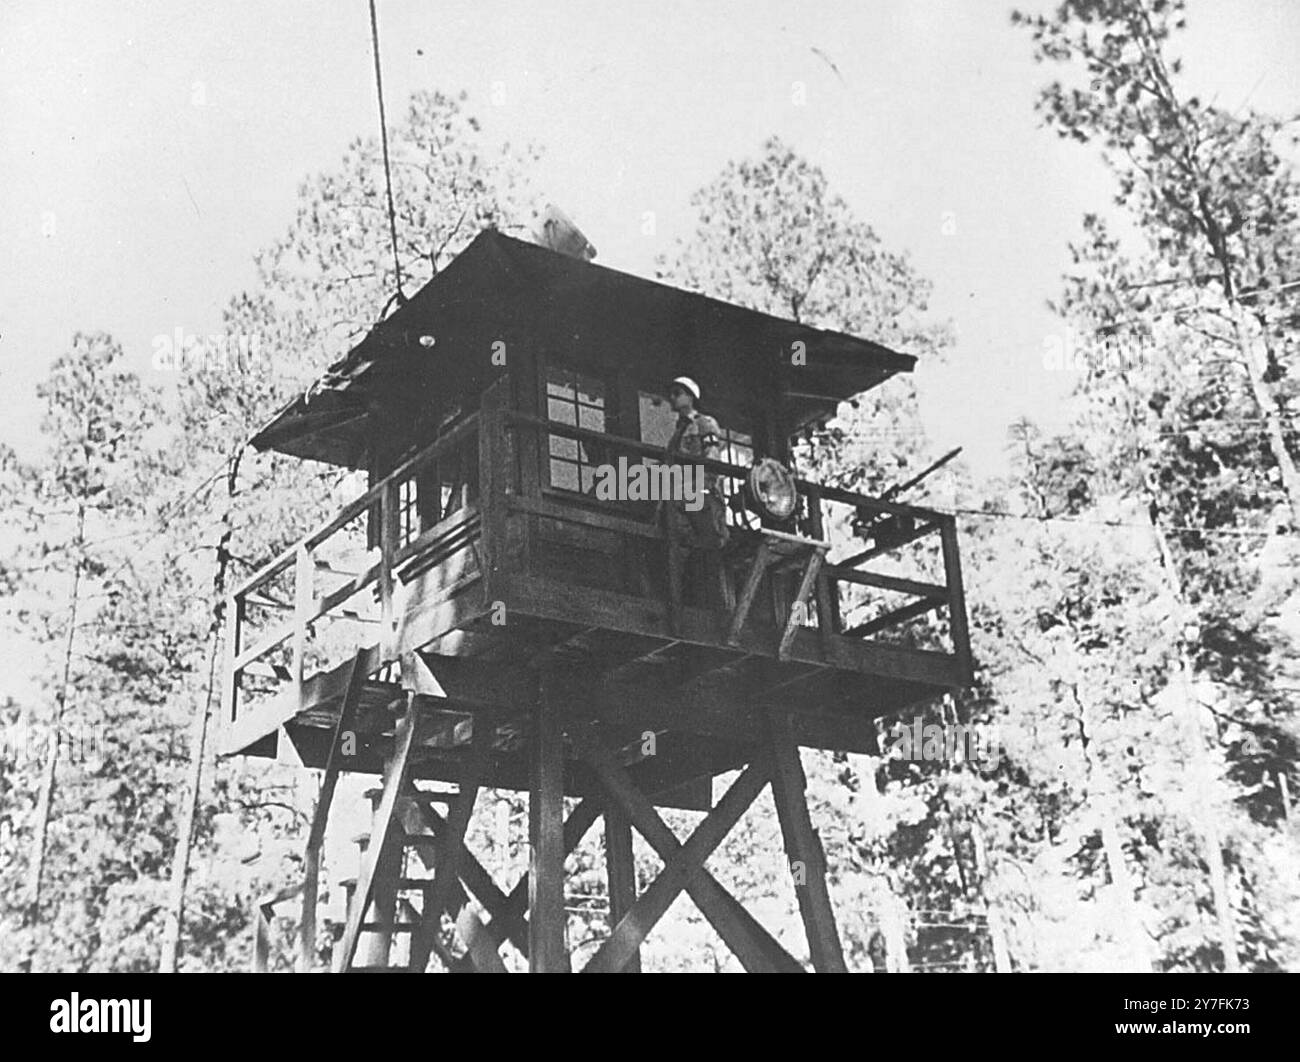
[223,228,973,973]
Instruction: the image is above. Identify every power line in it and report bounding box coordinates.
[936,505,1279,539]
[368,0,406,309]
[6,456,241,577]
[812,415,1300,439]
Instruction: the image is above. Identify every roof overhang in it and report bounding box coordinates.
[251,230,916,468]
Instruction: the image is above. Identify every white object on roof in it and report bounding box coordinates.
[535,203,597,261]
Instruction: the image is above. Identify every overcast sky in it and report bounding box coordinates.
[2,0,1297,478]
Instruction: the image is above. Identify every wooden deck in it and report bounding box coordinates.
[220,403,972,805]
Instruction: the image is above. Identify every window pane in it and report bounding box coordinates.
[729,441,754,467]
[638,391,676,447]
[549,434,578,460]
[549,460,580,491]
[547,397,577,425]
[580,464,599,494]
[578,404,605,432]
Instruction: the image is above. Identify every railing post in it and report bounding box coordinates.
[251,898,271,973]
[939,516,972,681]
[479,390,510,600]
[803,485,839,644]
[221,591,243,729]
[293,545,313,709]
[380,478,399,663]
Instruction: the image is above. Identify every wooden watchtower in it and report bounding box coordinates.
[225,229,973,972]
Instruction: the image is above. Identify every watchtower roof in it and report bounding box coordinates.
[252,229,915,468]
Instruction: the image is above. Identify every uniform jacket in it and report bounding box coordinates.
[667,410,725,485]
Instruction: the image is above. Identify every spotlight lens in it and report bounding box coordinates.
[748,458,798,521]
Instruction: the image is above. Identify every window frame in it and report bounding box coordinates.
[539,358,616,499]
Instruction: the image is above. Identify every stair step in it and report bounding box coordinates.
[350,828,438,850]
[360,923,422,933]
[402,831,436,846]
[347,966,415,973]
[339,877,434,893]
[405,791,455,805]
[364,787,454,804]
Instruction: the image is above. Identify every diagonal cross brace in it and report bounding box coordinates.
[572,730,804,973]
[405,795,603,964]
[406,724,494,972]
[583,759,771,973]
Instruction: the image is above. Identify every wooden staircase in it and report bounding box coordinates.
[279,648,506,973]
[331,694,501,973]
[339,786,507,972]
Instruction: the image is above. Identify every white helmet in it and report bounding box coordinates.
[671,376,701,401]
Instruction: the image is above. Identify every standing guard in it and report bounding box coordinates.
[662,376,730,630]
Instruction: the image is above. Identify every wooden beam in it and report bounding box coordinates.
[842,597,944,639]
[502,573,968,689]
[529,672,569,972]
[252,898,271,973]
[828,568,946,599]
[298,650,368,971]
[726,540,771,645]
[779,549,825,660]
[403,797,531,959]
[251,882,301,973]
[603,801,640,973]
[584,761,769,973]
[334,706,419,971]
[939,517,973,683]
[766,707,847,973]
[804,487,840,648]
[479,378,511,601]
[455,905,509,973]
[220,643,383,757]
[221,594,243,730]
[572,730,803,973]
[493,797,601,955]
[360,809,405,969]
[407,723,493,972]
[835,520,940,569]
[379,479,399,663]
[292,544,313,701]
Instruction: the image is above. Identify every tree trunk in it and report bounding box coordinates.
[1230,304,1300,531]
[1109,355,1245,974]
[1069,684,1152,972]
[880,892,910,973]
[1144,504,1242,973]
[26,504,86,928]
[158,454,239,973]
[970,820,1013,972]
[157,641,220,972]
[1098,811,1153,972]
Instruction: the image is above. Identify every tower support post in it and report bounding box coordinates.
[529,670,569,972]
[604,801,640,973]
[766,705,847,973]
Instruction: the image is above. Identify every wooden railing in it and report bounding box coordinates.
[222,404,972,737]
[221,414,483,733]
[502,411,971,671]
